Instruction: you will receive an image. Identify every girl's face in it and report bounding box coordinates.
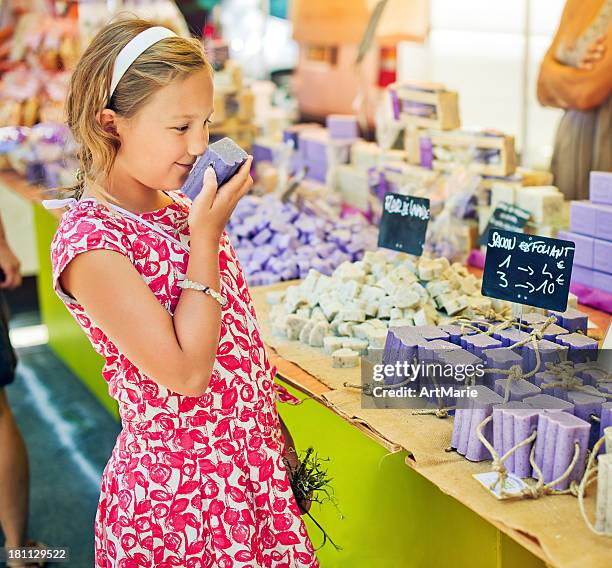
[111,68,214,191]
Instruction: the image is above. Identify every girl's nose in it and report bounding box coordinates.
[187,126,208,157]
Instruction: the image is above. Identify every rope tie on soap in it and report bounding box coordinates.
[476,416,583,499]
[540,361,612,400]
[411,406,455,419]
[476,316,557,403]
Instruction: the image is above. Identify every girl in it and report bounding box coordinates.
[46,18,319,568]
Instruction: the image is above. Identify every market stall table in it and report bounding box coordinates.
[251,280,611,568]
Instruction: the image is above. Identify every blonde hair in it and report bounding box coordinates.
[64,17,212,200]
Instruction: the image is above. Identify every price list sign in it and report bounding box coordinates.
[378,193,430,256]
[482,229,575,312]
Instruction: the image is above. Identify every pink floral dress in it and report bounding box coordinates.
[49,191,319,568]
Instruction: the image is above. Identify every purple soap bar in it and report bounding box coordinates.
[596,202,612,241]
[570,201,598,237]
[521,339,567,373]
[509,408,540,478]
[600,402,612,439]
[483,348,523,388]
[464,334,502,358]
[532,371,559,387]
[326,114,359,139]
[590,171,612,204]
[493,401,528,468]
[556,332,598,363]
[548,307,588,334]
[464,386,505,461]
[494,378,541,402]
[439,349,484,408]
[439,324,475,345]
[557,231,595,269]
[539,323,569,342]
[571,266,595,287]
[494,327,531,348]
[566,391,605,423]
[418,339,460,362]
[181,137,248,199]
[416,326,449,342]
[593,238,612,274]
[593,269,612,294]
[251,140,275,164]
[548,412,590,490]
[523,394,574,413]
[520,313,548,328]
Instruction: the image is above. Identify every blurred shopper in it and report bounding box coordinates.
[537,0,612,200]
[0,214,44,566]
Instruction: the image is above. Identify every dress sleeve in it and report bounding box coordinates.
[50,206,132,305]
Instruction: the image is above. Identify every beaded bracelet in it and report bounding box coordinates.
[178,279,227,307]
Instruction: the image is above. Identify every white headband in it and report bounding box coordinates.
[109,26,177,102]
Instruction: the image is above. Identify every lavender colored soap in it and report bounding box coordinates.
[509,408,541,478]
[593,239,612,274]
[492,402,528,471]
[326,114,359,140]
[520,313,548,328]
[521,340,568,373]
[464,335,502,358]
[557,231,595,269]
[483,348,523,389]
[439,324,475,345]
[523,394,574,413]
[494,378,541,402]
[600,402,612,439]
[494,327,531,349]
[417,326,450,342]
[181,137,248,199]
[556,333,598,363]
[548,308,588,334]
[546,412,590,490]
[464,387,505,462]
[570,201,598,237]
[590,171,612,205]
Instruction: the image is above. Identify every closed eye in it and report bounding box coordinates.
[173,119,212,133]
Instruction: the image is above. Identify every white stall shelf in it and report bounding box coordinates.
[398,0,567,170]
[0,186,38,277]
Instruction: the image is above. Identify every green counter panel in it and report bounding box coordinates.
[33,203,545,568]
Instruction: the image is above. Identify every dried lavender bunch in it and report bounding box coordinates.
[284,447,342,551]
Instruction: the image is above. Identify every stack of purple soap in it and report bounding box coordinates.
[562,171,612,293]
[226,194,378,286]
[181,137,248,200]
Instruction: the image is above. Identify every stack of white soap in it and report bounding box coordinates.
[490,184,566,237]
[267,251,500,368]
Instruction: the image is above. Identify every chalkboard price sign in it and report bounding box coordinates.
[482,229,575,312]
[378,193,430,256]
[478,202,530,246]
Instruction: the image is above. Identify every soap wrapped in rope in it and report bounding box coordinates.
[181,137,249,199]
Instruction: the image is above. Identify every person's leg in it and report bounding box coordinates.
[0,387,29,548]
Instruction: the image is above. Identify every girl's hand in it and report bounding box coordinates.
[0,241,21,290]
[188,156,253,242]
[579,34,607,70]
